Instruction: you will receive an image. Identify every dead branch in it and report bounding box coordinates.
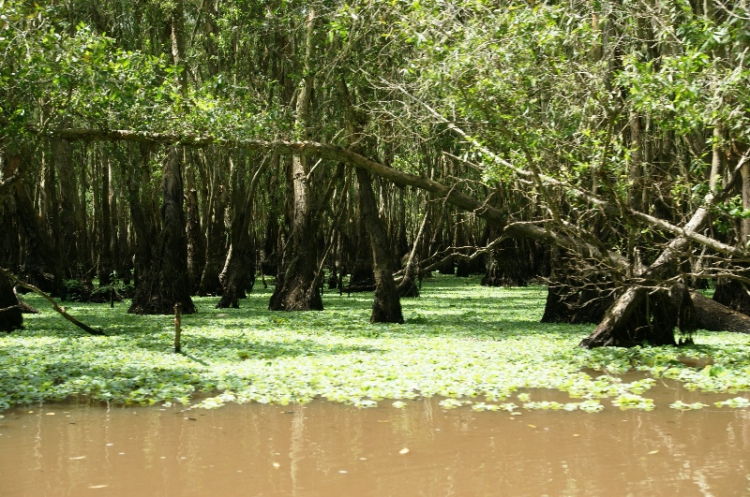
[0,267,105,336]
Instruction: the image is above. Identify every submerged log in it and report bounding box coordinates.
[691,291,750,333]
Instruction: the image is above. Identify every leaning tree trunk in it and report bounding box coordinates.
[579,283,695,348]
[398,208,428,298]
[580,126,730,348]
[356,168,404,323]
[692,291,750,333]
[129,148,195,315]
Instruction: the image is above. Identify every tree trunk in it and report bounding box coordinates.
[12,155,62,295]
[116,168,131,284]
[713,160,750,315]
[52,138,80,278]
[98,157,113,287]
[198,161,226,296]
[541,284,613,325]
[269,9,322,312]
[217,154,267,309]
[129,148,195,314]
[713,278,750,316]
[0,268,22,332]
[579,283,695,348]
[185,153,205,293]
[356,167,404,323]
[216,238,254,308]
[268,153,322,310]
[346,216,375,293]
[580,125,728,348]
[392,186,409,266]
[692,291,750,333]
[127,145,156,294]
[398,208,428,298]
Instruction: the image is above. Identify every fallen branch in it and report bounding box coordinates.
[13,286,39,313]
[0,267,105,336]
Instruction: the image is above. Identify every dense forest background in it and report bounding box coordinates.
[1,0,749,347]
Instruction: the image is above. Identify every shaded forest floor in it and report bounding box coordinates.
[1,276,749,412]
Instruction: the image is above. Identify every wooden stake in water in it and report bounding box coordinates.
[174,303,182,353]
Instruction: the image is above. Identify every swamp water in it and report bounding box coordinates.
[1,381,749,497]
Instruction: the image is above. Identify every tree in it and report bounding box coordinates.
[3,0,750,348]
[129,147,195,314]
[269,7,323,312]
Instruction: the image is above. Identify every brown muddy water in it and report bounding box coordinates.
[1,382,749,497]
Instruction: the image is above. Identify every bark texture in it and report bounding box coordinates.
[712,278,750,316]
[579,283,696,348]
[269,9,322,312]
[129,149,195,315]
[0,273,22,331]
[356,167,404,323]
[541,284,613,324]
[692,291,750,333]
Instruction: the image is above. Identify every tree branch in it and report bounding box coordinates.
[0,267,105,336]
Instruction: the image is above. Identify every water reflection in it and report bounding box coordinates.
[0,384,748,496]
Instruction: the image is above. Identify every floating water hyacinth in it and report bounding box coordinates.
[715,397,750,408]
[1,279,749,413]
[523,401,564,410]
[578,400,605,412]
[439,398,470,409]
[612,394,655,411]
[670,401,708,410]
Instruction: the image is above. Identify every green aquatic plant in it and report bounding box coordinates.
[612,394,655,411]
[0,277,748,413]
[715,397,750,408]
[670,401,708,410]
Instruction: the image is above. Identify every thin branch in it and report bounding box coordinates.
[0,267,105,336]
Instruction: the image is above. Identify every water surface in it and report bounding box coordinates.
[1,382,748,496]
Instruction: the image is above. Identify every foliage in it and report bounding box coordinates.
[1,277,748,413]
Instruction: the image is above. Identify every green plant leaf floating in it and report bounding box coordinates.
[1,278,749,413]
